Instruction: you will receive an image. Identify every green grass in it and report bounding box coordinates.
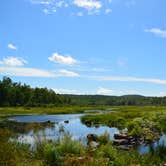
[0,105,109,115]
[0,106,166,165]
[82,106,166,127]
[1,129,165,166]
[81,106,166,141]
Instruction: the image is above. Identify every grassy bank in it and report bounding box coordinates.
[82,106,166,141]
[0,129,165,166]
[0,106,166,165]
[0,105,109,116]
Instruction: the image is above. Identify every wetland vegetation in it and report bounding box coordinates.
[0,77,166,165]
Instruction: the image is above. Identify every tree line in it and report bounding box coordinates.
[0,77,71,107]
[65,94,166,106]
[1,77,166,107]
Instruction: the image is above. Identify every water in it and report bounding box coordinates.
[138,134,166,155]
[9,114,84,123]
[8,114,166,154]
[9,114,119,145]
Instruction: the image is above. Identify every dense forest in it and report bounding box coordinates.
[1,76,166,107]
[67,94,166,106]
[0,77,71,107]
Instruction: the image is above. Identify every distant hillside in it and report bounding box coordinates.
[64,94,166,106]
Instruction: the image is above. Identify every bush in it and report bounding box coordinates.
[98,132,110,145]
[58,134,85,155]
[44,144,61,166]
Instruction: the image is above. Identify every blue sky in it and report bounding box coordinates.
[0,0,166,96]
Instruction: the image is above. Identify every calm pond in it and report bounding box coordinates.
[8,114,166,155]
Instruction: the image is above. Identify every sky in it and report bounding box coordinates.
[0,0,166,96]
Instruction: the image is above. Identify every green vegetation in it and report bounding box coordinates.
[0,129,165,166]
[67,94,166,106]
[0,77,70,107]
[0,77,166,165]
[82,106,166,142]
[1,77,166,108]
[0,106,107,115]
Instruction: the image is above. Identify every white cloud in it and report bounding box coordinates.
[158,92,166,97]
[145,28,166,38]
[0,67,55,77]
[105,8,112,14]
[93,76,166,85]
[29,0,112,16]
[8,44,17,50]
[97,87,113,95]
[56,1,69,8]
[96,88,140,96]
[48,52,77,65]
[53,88,80,94]
[56,69,79,77]
[73,0,102,11]
[0,57,27,66]
[0,67,79,78]
[42,8,50,14]
[91,67,111,72]
[30,0,51,5]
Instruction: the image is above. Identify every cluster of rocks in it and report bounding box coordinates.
[113,133,145,150]
[86,132,161,151]
[113,131,161,150]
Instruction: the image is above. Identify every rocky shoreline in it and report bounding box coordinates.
[87,132,161,151]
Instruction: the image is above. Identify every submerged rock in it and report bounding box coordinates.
[84,120,93,127]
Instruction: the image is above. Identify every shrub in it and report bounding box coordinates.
[98,132,110,145]
[58,134,85,155]
[43,144,61,166]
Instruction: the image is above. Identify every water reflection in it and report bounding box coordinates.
[9,114,166,154]
[138,135,166,155]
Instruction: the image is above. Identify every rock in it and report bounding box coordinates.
[84,120,92,127]
[117,145,133,150]
[114,133,128,139]
[78,156,86,161]
[64,120,69,123]
[113,139,129,145]
[89,141,100,149]
[131,141,137,145]
[87,134,98,142]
